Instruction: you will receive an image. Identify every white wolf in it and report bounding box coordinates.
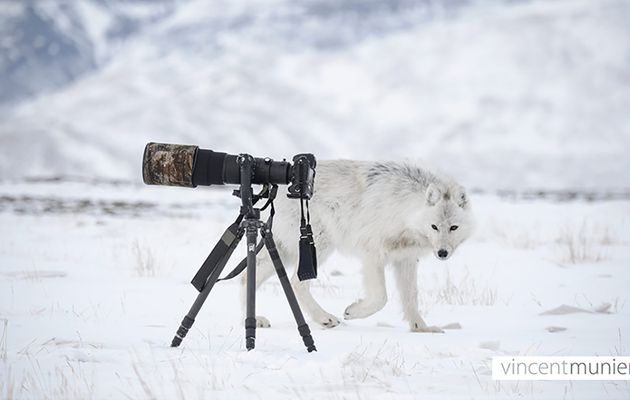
[242,160,474,332]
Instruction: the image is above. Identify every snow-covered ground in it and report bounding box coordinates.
[1,180,629,399]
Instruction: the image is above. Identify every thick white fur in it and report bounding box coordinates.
[241,160,474,332]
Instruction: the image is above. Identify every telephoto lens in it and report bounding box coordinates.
[142,142,293,188]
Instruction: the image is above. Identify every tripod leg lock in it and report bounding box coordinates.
[171,315,195,348]
[298,324,317,352]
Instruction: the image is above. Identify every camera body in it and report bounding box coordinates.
[142,143,316,200]
[287,153,316,200]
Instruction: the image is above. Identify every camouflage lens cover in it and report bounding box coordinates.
[142,143,197,187]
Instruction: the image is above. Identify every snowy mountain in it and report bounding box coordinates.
[0,0,177,103]
[1,0,629,191]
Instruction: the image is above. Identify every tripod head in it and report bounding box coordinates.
[228,155,284,223]
[232,154,258,219]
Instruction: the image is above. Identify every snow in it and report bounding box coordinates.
[1,180,629,399]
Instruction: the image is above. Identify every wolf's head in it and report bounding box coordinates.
[418,183,474,260]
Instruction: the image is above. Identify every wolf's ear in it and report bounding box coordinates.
[454,187,469,209]
[426,184,442,206]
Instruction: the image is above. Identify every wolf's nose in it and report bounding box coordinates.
[437,249,448,259]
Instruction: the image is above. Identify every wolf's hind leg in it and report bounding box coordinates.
[290,273,340,328]
[289,241,340,328]
[393,258,444,333]
[344,255,387,320]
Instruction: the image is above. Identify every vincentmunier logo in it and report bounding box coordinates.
[492,357,630,380]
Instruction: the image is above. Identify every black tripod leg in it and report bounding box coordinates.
[171,231,243,348]
[261,226,317,352]
[245,221,258,351]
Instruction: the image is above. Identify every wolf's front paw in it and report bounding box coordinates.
[344,301,365,320]
[256,316,271,328]
[315,313,341,328]
[410,322,444,333]
[344,299,384,320]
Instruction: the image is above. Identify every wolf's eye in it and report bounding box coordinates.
[450,225,459,231]
[431,224,439,231]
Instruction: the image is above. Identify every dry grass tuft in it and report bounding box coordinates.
[556,221,608,264]
[1,319,7,362]
[1,368,15,400]
[341,341,409,386]
[11,360,96,399]
[132,240,157,277]
[421,270,498,307]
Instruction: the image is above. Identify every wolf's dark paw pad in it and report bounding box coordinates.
[256,316,271,328]
[411,323,444,333]
[319,315,340,328]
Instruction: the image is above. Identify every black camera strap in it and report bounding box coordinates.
[297,198,317,281]
[191,188,276,291]
[191,213,244,291]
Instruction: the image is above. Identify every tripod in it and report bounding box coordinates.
[170,155,316,352]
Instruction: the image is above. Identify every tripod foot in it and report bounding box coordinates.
[246,337,255,351]
[298,324,317,352]
[171,316,194,348]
